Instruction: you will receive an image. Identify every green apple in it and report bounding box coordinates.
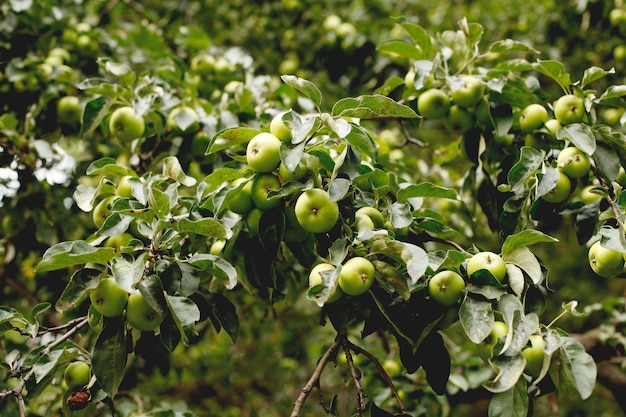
[417,88,451,119]
[308,262,343,303]
[104,232,134,251]
[522,333,546,377]
[64,361,91,390]
[478,320,508,361]
[294,189,339,233]
[557,146,590,179]
[246,132,282,173]
[601,108,625,125]
[553,94,585,125]
[578,185,603,204]
[116,175,135,198]
[544,119,561,137]
[126,291,163,331]
[227,178,254,214]
[109,106,145,142]
[541,169,572,204]
[245,207,264,236]
[269,111,292,141]
[250,173,282,209]
[190,54,216,75]
[167,105,200,134]
[57,96,81,125]
[90,277,129,317]
[355,207,384,229]
[443,104,475,135]
[338,256,376,296]
[610,8,626,26]
[428,270,465,306]
[519,103,548,132]
[209,239,226,255]
[278,161,308,183]
[466,251,507,281]
[92,196,116,229]
[588,240,625,278]
[450,75,484,108]
[474,97,493,126]
[617,167,626,188]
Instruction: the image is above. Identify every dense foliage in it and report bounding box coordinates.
[3,1,626,416]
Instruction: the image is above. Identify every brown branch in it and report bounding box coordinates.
[0,317,89,402]
[342,337,367,416]
[290,337,341,417]
[348,341,407,414]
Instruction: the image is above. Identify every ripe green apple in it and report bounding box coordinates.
[294,189,339,233]
[578,185,603,205]
[519,103,548,132]
[557,146,590,179]
[588,240,625,278]
[250,173,282,209]
[246,132,282,173]
[278,161,308,183]
[57,96,81,125]
[428,270,465,306]
[92,196,116,229]
[308,262,343,303]
[544,119,561,137]
[450,75,484,108]
[245,207,264,236]
[90,277,129,317]
[109,106,145,142]
[478,320,508,361]
[116,175,135,198]
[190,54,216,76]
[338,256,376,296]
[601,108,625,125]
[466,251,507,281]
[443,104,475,135]
[104,232,134,251]
[610,8,626,26]
[269,111,292,141]
[126,291,163,331]
[541,169,572,204]
[227,178,254,214]
[355,207,384,229]
[553,94,585,125]
[522,333,546,377]
[167,105,200,134]
[64,361,91,390]
[417,88,451,119]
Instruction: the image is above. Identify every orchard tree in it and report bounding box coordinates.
[3,1,626,417]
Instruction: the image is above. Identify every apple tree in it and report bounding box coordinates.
[2,1,626,416]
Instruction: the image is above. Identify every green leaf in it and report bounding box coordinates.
[92,318,127,399]
[460,297,494,343]
[581,66,615,88]
[36,241,116,272]
[166,294,200,346]
[111,255,147,293]
[488,377,529,417]
[501,230,558,256]
[56,267,102,313]
[507,146,545,193]
[208,294,239,343]
[162,156,197,187]
[177,218,231,239]
[488,39,540,55]
[397,182,460,202]
[201,168,242,195]
[377,39,423,60]
[186,254,238,290]
[345,124,378,161]
[503,246,542,285]
[328,178,351,202]
[557,123,596,155]
[484,353,526,393]
[532,60,572,92]
[208,127,258,154]
[281,75,322,107]
[79,96,111,138]
[148,187,171,220]
[555,336,597,400]
[85,157,134,177]
[331,94,419,119]
[401,22,434,57]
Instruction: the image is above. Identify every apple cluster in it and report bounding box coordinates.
[63,361,92,411]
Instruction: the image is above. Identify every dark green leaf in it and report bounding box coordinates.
[488,378,529,417]
[36,241,116,272]
[377,39,423,60]
[557,123,596,155]
[532,60,572,92]
[166,294,200,346]
[56,267,102,313]
[397,182,460,202]
[581,66,615,88]
[556,336,597,399]
[460,297,493,343]
[501,230,558,256]
[92,318,127,399]
[79,96,110,138]
[507,146,544,193]
[208,127,258,154]
[177,218,231,239]
[281,75,322,107]
[332,95,419,119]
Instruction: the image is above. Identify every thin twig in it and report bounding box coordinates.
[342,338,367,416]
[290,337,342,417]
[348,341,407,414]
[0,317,89,401]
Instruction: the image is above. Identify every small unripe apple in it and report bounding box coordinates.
[294,189,339,234]
[519,104,548,132]
[64,361,91,390]
[428,270,465,306]
[417,88,451,119]
[541,169,572,204]
[466,251,507,281]
[557,146,591,179]
[126,291,163,331]
[522,334,546,377]
[246,132,282,173]
[338,257,376,296]
[269,111,292,141]
[553,94,585,125]
[57,96,81,126]
[588,240,625,278]
[90,277,129,317]
[308,262,343,303]
[109,106,145,142]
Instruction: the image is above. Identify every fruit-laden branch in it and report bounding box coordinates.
[290,337,341,417]
[0,317,89,403]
